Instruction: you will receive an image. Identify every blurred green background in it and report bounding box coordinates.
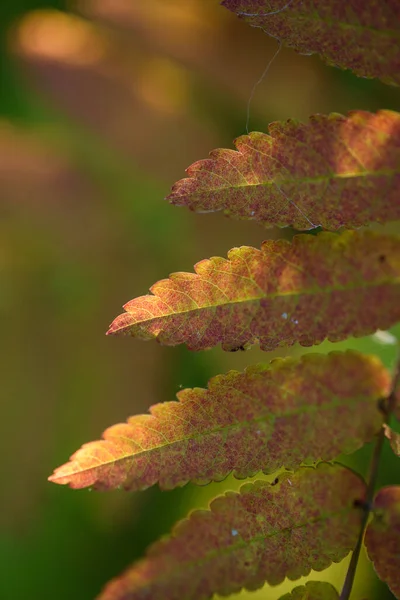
[1,1,400,599]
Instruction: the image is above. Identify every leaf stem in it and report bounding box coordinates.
[339,355,400,600]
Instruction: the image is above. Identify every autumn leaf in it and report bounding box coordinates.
[365,486,400,599]
[222,0,400,86]
[97,464,364,600]
[278,581,339,600]
[168,111,400,230]
[48,351,388,491]
[107,230,400,352]
[383,424,400,457]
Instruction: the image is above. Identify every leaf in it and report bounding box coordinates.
[365,486,400,599]
[167,111,400,230]
[384,424,400,456]
[278,581,339,600]
[221,0,400,86]
[48,351,388,491]
[107,230,400,352]
[97,464,365,600]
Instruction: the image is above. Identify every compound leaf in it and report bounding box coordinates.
[97,464,365,600]
[222,0,400,86]
[365,486,400,599]
[107,230,400,352]
[278,581,339,600]
[384,424,400,457]
[168,111,400,230]
[48,351,389,491]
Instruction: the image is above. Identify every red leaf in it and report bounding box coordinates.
[168,111,400,230]
[222,0,400,86]
[97,464,365,600]
[107,230,400,352]
[48,351,389,491]
[278,581,339,599]
[365,486,400,599]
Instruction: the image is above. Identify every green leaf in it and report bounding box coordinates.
[48,351,389,491]
[97,464,365,600]
[168,111,400,230]
[107,230,400,352]
[278,581,339,600]
[384,424,400,456]
[365,486,400,599]
[222,1,400,86]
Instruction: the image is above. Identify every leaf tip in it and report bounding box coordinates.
[48,467,68,486]
[106,313,132,336]
[48,462,92,489]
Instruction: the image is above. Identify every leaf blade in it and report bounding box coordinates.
[107,230,400,352]
[97,464,365,600]
[222,1,400,86]
[365,486,400,599]
[168,111,400,230]
[49,351,388,491]
[278,581,339,600]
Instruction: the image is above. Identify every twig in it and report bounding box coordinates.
[339,355,400,600]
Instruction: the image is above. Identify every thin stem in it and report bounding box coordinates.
[340,357,400,600]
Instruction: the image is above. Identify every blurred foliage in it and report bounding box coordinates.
[0,1,399,599]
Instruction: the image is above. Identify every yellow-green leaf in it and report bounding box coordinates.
[278,581,339,600]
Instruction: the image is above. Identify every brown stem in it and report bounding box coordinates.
[339,358,400,600]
